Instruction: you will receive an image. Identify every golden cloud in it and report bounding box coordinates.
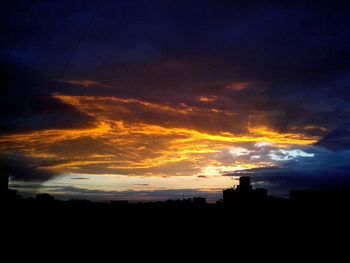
[0,94,319,182]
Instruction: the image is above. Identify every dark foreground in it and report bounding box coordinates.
[3,198,350,263]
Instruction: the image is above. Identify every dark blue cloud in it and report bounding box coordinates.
[0,154,57,181]
[316,122,350,151]
[2,1,350,133]
[0,61,93,133]
[2,1,350,81]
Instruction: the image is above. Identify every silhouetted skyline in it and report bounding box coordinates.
[4,173,350,262]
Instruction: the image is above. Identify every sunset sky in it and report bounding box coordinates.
[1,1,350,201]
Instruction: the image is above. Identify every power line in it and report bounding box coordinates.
[57,0,102,80]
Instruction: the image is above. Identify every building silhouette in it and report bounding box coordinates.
[223,176,267,204]
[0,174,17,201]
[192,197,206,205]
[290,188,350,203]
[36,193,55,202]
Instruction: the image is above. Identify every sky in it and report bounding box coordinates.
[1,0,350,201]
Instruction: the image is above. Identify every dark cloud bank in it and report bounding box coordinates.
[2,1,350,133]
[0,62,93,133]
[0,154,56,181]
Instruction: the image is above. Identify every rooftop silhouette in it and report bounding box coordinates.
[2,175,350,262]
[223,176,268,204]
[0,174,17,201]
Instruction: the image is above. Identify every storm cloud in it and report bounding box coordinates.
[0,62,93,133]
[0,154,57,181]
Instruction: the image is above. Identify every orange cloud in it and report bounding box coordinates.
[225,82,249,90]
[197,96,217,103]
[0,94,320,185]
[57,79,111,88]
[0,125,317,177]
